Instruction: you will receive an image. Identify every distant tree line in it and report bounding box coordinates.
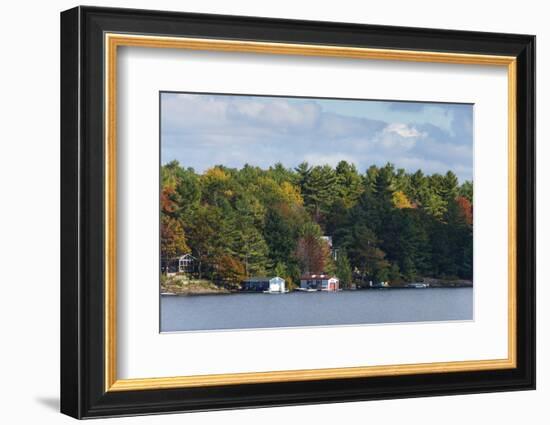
[161,160,473,289]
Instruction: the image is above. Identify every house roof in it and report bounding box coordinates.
[300,273,328,279]
[300,273,338,280]
[178,253,196,260]
[320,236,333,247]
[244,276,283,282]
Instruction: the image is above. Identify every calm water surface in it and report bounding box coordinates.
[160,288,473,332]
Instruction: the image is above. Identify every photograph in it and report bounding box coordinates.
[159,92,474,332]
[57,5,536,419]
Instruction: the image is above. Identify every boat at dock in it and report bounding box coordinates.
[407,283,429,289]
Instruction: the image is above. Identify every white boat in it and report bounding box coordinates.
[408,283,429,289]
[295,287,318,292]
[160,292,177,296]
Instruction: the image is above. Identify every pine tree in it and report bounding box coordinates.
[335,251,353,288]
[364,165,379,194]
[335,160,363,208]
[459,180,474,202]
[301,165,338,224]
[374,163,395,203]
[233,215,270,277]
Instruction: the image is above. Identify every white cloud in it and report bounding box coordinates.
[370,123,425,151]
[383,123,425,138]
[228,99,321,129]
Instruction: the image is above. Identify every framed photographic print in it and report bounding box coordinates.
[60,6,535,419]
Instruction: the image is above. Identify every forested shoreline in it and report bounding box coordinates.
[161,160,473,290]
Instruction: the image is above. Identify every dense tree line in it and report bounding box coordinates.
[161,160,473,288]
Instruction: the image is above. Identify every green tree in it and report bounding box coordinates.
[388,263,401,283]
[335,251,353,288]
[335,160,363,208]
[423,192,447,219]
[301,165,338,223]
[184,205,222,279]
[441,171,459,202]
[459,180,474,202]
[364,165,379,194]
[274,262,287,278]
[236,223,270,277]
[373,163,395,204]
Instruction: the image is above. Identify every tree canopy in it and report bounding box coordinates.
[161,160,473,286]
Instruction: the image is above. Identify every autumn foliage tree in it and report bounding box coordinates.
[392,190,413,209]
[456,196,473,225]
[295,223,330,274]
[215,255,246,289]
[160,185,178,215]
[160,215,189,260]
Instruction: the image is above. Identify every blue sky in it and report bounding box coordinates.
[161,92,473,181]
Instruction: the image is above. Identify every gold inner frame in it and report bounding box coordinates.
[104,33,517,392]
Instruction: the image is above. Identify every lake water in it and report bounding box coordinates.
[160,288,473,332]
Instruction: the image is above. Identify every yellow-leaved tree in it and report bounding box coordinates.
[392,190,413,209]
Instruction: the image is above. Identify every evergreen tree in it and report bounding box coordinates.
[335,251,353,288]
[335,160,363,208]
[408,169,426,205]
[459,180,474,202]
[441,171,459,202]
[373,163,395,204]
[364,165,379,194]
[241,227,270,276]
[301,165,338,224]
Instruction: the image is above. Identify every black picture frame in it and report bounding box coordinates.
[61,5,535,419]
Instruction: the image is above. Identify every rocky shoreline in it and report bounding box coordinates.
[161,275,230,296]
[160,274,473,296]
[386,278,472,289]
[419,277,473,287]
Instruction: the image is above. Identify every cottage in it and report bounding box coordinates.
[242,276,286,293]
[161,253,198,275]
[178,253,197,273]
[300,273,340,291]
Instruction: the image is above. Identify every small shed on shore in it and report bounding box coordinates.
[268,276,286,293]
[242,276,286,293]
